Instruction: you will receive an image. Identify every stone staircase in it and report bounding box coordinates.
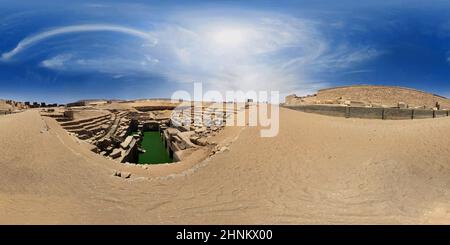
[61,113,115,142]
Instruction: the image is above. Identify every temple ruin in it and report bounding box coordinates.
[39,100,243,165]
[284,85,450,119]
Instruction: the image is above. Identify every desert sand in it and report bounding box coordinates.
[1,107,450,224]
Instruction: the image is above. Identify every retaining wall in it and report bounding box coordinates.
[412,109,434,119]
[283,105,448,120]
[435,110,449,118]
[294,104,348,117]
[348,107,384,119]
[383,108,413,120]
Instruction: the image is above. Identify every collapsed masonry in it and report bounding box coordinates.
[0,99,28,115]
[165,104,241,160]
[57,110,137,163]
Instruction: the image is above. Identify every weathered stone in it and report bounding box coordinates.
[166,128,180,136]
[189,135,199,144]
[121,172,131,179]
[179,125,190,132]
[398,102,407,109]
[120,136,133,149]
[196,138,208,146]
[195,127,207,134]
[109,148,122,159]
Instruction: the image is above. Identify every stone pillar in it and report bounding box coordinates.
[64,110,74,120]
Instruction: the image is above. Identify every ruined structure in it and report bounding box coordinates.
[47,101,242,165]
[0,99,28,115]
[285,85,450,109]
[284,85,450,120]
[66,100,109,107]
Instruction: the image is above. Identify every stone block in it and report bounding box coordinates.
[110,148,122,159]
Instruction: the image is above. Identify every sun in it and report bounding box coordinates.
[211,28,246,48]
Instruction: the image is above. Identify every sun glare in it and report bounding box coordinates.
[211,28,246,47]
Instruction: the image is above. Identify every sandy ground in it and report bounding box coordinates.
[1,107,450,224]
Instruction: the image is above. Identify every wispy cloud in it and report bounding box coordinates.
[1,24,157,61]
[40,54,159,76]
[142,15,308,92]
[2,9,382,96]
[40,54,73,69]
[339,69,374,75]
[307,46,383,72]
[143,11,381,94]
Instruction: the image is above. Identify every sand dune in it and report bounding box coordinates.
[1,107,450,224]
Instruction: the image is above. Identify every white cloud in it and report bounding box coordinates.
[143,14,329,93]
[1,24,157,61]
[40,54,159,75]
[5,10,382,96]
[40,54,73,69]
[293,45,383,75]
[142,12,381,94]
[144,55,159,64]
[85,3,108,8]
[113,74,124,79]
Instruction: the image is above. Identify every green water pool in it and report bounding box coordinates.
[134,131,172,164]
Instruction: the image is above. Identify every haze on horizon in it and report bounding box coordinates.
[1,0,450,103]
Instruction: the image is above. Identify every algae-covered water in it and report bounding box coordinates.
[135,131,172,164]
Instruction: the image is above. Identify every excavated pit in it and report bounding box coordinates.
[52,103,243,166]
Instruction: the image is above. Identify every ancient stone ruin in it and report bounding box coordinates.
[46,101,243,165]
[285,85,450,109]
[284,85,450,120]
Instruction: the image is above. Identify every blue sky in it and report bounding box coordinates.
[1,0,450,103]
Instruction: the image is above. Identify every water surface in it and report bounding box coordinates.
[135,131,172,164]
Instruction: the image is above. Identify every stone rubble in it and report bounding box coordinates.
[59,103,244,165]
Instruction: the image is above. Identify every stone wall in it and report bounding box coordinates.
[315,85,450,109]
[291,104,348,117]
[348,107,384,119]
[283,105,449,120]
[0,99,12,111]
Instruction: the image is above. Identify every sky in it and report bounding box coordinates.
[1,0,450,103]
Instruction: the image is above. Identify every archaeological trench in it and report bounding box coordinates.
[39,101,244,172]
